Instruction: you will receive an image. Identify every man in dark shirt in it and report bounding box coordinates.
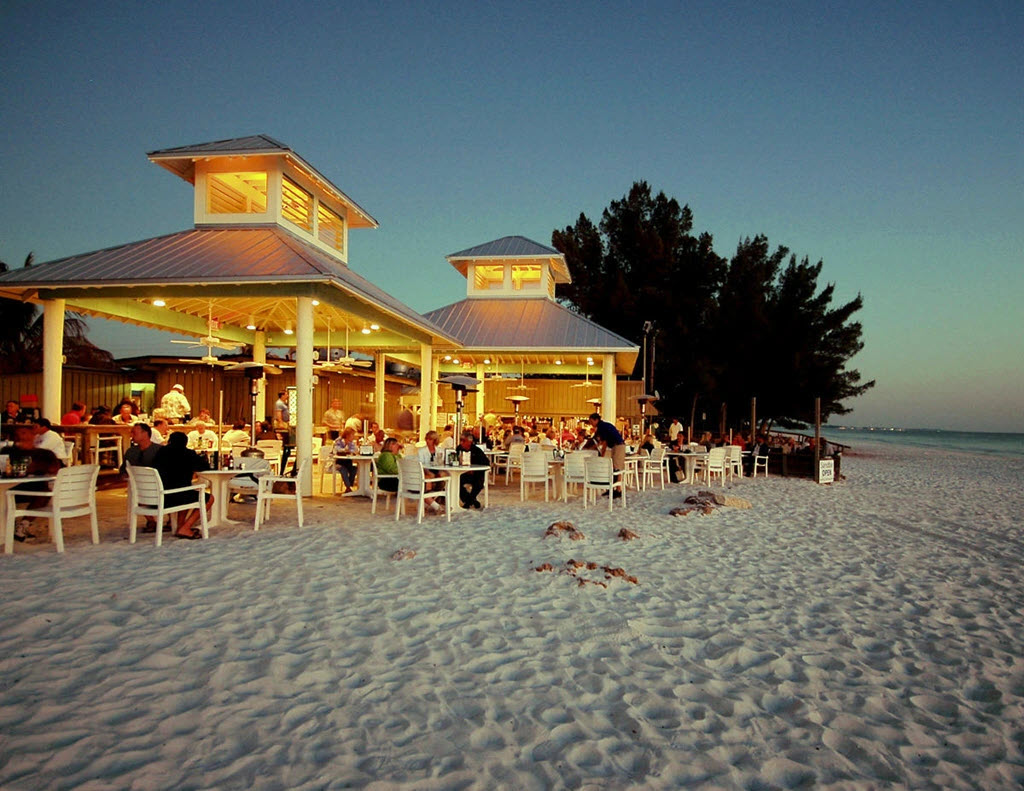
[153,432,212,540]
[456,432,490,509]
[123,423,163,533]
[588,412,626,473]
[8,424,63,541]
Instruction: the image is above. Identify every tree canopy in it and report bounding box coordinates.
[552,182,873,430]
[0,253,117,374]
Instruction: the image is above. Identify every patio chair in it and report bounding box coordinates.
[561,450,595,502]
[92,433,123,468]
[752,451,769,478]
[726,446,743,481]
[126,465,208,547]
[504,443,525,484]
[395,457,450,524]
[706,447,727,486]
[229,456,272,503]
[520,448,555,501]
[256,439,283,473]
[642,447,669,490]
[583,456,626,511]
[5,464,100,554]
[254,461,305,530]
[318,446,341,494]
[370,457,397,514]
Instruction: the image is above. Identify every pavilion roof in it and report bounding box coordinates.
[423,297,638,373]
[0,227,453,348]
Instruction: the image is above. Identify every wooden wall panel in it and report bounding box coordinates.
[435,379,649,422]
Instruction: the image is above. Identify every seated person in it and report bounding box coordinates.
[33,418,70,464]
[61,402,88,425]
[153,432,213,540]
[88,406,114,425]
[150,419,168,445]
[189,408,214,425]
[368,421,386,449]
[322,399,345,436]
[332,428,359,492]
[538,429,557,448]
[8,424,64,541]
[221,421,249,447]
[416,430,447,512]
[253,421,278,443]
[122,422,163,533]
[186,422,218,453]
[112,402,138,425]
[374,437,402,493]
[439,424,456,451]
[455,431,489,509]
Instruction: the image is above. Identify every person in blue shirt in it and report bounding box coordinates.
[588,412,626,476]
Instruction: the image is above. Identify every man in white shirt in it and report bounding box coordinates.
[669,418,682,441]
[186,422,217,453]
[33,418,69,464]
[160,384,191,423]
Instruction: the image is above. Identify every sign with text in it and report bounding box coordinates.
[818,458,835,484]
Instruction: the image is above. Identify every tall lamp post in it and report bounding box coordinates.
[641,320,655,394]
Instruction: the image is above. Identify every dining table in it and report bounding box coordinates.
[665,451,708,485]
[333,454,376,498]
[197,469,245,528]
[423,462,492,510]
[2,475,56,553]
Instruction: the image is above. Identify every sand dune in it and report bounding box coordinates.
[1,443,1022,789]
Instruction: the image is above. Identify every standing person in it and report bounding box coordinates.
[455,431,489,509]
[588,412,626,488]
[153,431,212,540]
[8,424,63,541]
[61,402,87,425]
[273,391,290,431]
[668,418,682,441]
[322,399,345,436]
[160,384,191,423]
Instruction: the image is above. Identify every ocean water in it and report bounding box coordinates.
[825,427,1024,459]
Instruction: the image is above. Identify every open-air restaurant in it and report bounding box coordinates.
[0,135,843,553]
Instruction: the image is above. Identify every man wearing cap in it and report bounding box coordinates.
[160,384,191,423]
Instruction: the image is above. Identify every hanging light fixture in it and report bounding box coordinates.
[361,324,372,335]
[246,316,257,330]
[283,322,294,336]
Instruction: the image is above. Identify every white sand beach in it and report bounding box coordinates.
[2,443,1023,789]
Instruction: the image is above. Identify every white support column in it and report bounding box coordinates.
[42,299,65,421]
[475,363,486,422]
[375,351,386,427]
[602,353,617,425]
[253,331,267,422]
[295,299,314,496]
[419,343,433,441]
[431,367,440,433]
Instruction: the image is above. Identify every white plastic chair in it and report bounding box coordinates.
[752,452,769,478]
[561,450,595,501]
[706,447,727,486]
[229,456,272,502]
[726,446,743,481]
[318,446,341,494]
[63,440,77,466]
[92,433,123,468]
[642,447,669,490]
[254,461,305,530]
[370,457,398,514]
[583,456,626,511]
[520,449,555,501]
[396,458,450,523]
[504,443,525,484]
[5,464,100,553]
[126,465,208,547]
[256,439,283,473]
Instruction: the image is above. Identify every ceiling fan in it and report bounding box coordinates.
[172,304,244,365]
[314,323,372,373]
[570,359,600,389]
[508,358,535,391]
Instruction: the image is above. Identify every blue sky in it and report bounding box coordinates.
[2,0,1021,431]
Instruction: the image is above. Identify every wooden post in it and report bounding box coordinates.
[814,397,821,483]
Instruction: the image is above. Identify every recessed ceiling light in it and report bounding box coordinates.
[152,299,165,307]
[483,358,491,365]
[361,325,372,335]
[555,360,562,365]
[369,323,380,331]
[311,299,320,306]
[452,358,460,365]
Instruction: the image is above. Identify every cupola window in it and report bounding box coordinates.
[282,176,313,232]
[207,171,267,214]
